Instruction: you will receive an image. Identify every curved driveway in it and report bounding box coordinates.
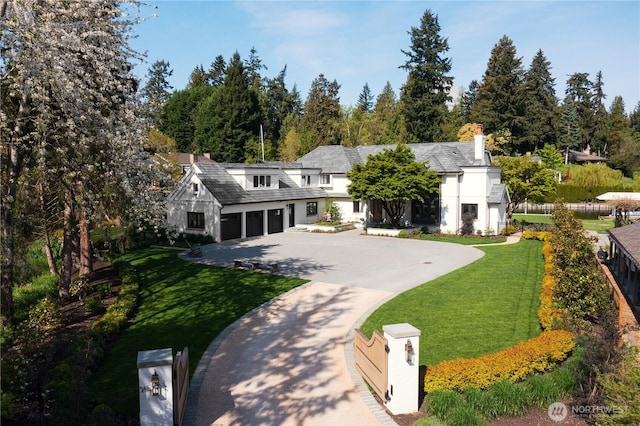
[182,229,485,426]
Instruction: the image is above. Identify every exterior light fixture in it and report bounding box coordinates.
[405,339,413,363]
[151,370,160,396]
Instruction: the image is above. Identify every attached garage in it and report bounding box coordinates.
[246,210,264,237]
[268,208,284,234]
[221,213,242,241]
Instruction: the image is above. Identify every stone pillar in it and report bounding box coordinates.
[383,323,421,415]
[137,348,174,426]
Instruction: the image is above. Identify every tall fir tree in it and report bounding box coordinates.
[299,73,342,153]
[372,82,403,144]
[471,35,526,154]
[558,95,581,161]
[140,59,174,125]
[263,65,302,158]
[521,50,558,153]
[187,64,209,89]
[460,79,479,123]
[592,70,609,154]
[358,83,374,112]
[193,52,262,162]
[605,96,629,156]
[565,72,596,151]
[399,9,453,143]
[207,54,226,87]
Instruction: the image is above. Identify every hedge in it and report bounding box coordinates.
[424,330,575,392]
[89,264,139,339]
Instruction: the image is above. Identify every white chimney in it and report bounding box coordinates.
[474,124,485,165]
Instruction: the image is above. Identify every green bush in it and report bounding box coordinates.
[85,297,105,315]
[397,230,408,238]
[500,225,517,236]
[486,380,528,416]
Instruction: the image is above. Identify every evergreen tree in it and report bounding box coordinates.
[245,46,267,90]
[470,35,526,154]
[358,83,374,112]
[460,79,479,123]
[630,101,640,134]
[565,72,596,150]
[157,86,215,152]
[558,95,581,160]
[299,74,342,153]
[207,54,226,87]
[263,65,302,158]
[371,82,403,144]
[592,70,609,154]
[193,52,262,162]
[187,64,209,89]
[605,96,635,175]
[399,9,453,143]
[521,50,558,153]
[140,59,173,125]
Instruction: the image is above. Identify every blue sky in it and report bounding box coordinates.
[129,1,640,113]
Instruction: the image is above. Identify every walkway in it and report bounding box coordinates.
[181,230,504,425]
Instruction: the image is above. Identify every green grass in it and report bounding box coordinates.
[513,213,614,233]
[413,235,507,245]
[359,240,544,365]
[89,248,307,416]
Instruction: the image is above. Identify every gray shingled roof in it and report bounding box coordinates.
[194,163,325,205]
[488,184,508,204]
[298,142,486,174]
[609,222,640,268]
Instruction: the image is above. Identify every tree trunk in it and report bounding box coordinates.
[0,90,28,325]
[79,206,92,275]
[38,180,60,277]
[59,190,77,299]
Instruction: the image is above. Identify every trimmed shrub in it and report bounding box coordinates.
[499,225,516,236]
[424,330,575,392]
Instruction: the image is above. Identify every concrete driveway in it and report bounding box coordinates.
[181,229,485,426]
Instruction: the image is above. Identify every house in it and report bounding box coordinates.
[166,126,510,241]
[565,146,607,164]
[297,125,510,234]
[166,162,326,241]
[608,222,640,321]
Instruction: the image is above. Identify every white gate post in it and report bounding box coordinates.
[137,348,174,426]
[383,323,421,415]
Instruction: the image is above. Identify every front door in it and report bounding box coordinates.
[288,204,295,227]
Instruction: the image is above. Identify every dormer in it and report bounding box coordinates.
[226,166,278,190]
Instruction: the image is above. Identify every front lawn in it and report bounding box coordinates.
[413,234,507,245]
[90,248,307,416]
[359,239,544,365]
[513,213,615,233]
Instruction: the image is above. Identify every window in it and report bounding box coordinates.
[301,175,311,187]
[353,200,360,213]
[192,183,199,193]
[252,175,272,188]
[320,174,331,185]
[461,203,478,220]
[187,212,205,229]
[306,201,318,216]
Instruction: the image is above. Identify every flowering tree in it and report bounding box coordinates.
[1,0,166,323]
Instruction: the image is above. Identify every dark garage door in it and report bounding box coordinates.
[221,213,242,241]
[246,210,264,237]
[268,209,284,234]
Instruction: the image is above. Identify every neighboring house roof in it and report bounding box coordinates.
[177,152,215,166]
[609,221,640,268]
[297,142,490,174]
[567,149,607,163]
[176,162,326,206]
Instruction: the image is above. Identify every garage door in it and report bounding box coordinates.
[246,210,264,237]
[221,213,242,240]
[268,208,284,234]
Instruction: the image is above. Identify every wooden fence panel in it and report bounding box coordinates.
[173,347,189,426]
[354,329,388,401]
